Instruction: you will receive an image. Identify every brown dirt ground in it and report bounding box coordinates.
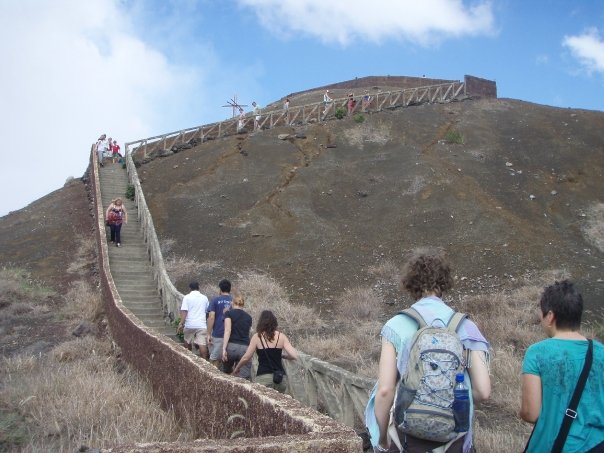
[135,96,604,321]
[0,177,98,357]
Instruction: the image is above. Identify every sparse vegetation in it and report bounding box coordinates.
[125,184,135,201]
[353,113,365,123]
[334,107,346,119]
[0,266,193,451]
[445,129,464,144]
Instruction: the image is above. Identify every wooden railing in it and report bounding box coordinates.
[125,81,466,157]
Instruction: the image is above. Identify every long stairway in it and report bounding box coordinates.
[99,161,175,338]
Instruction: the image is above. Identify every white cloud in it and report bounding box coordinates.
[237,0,495,45]
[0,0,206,216]
[563,28,604,75]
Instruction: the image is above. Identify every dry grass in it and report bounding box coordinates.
[0,266,193,451]
[335,287,384,323]
[582,202,604,253]
[367,259,400,283]
[298,320,382,376]
[164,255,221,284]
[235,271,325,335]
[0,338,191,451]
[61,280,103,322]
[65,235,96,277]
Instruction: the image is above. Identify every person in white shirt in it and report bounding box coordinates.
[96,134,109,167]
[177,281,210,359]
[322,90,333,118]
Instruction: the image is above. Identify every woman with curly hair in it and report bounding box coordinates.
[232,310,298,393]
[366,249,491,453]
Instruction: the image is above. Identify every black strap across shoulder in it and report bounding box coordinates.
[550,339,594,453]
[259,333,281,372]
[523,339,594,453]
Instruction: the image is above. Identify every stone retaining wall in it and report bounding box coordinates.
[88,147,362,452]
[464,74,497,98]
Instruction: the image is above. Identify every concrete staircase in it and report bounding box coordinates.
[99,161,176,339]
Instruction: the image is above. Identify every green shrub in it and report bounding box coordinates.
[125,184,135,201]
[335,107,346,119]
[445,129,464,144]
[353,114,365,123]
[172,317,184,342]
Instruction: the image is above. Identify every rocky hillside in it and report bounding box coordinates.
[1,83,603,322]
[133,95,604,315]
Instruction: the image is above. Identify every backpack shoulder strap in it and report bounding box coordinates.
[446,312,468,333]
[399,307,427,328]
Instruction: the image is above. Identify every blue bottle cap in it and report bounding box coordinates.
[455,372,464,382]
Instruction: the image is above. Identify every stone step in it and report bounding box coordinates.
[115,282,158,291]
[123,296,163,305]
[110,262,153,271]
[128,307,165,317]
[118,289,159,298]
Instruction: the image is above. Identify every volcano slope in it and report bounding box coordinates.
[138,96,604,317]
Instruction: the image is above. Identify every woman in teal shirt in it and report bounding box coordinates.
[520,280,604,452]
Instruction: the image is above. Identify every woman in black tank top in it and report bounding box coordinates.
[232,310,298,393]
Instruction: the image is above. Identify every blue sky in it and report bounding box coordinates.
[1,0,603,216]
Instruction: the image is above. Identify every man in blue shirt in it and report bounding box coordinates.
[207,279,233,368]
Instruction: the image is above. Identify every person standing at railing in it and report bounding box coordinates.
[347,92,356,115]
[362,90,372,112]
[222,294,253,380]
[252,101,261,131]
[96,134,109,167]
[232,310,298,393]
[284,98,290,124]
[322,90,332,119]
[237,107,245,132]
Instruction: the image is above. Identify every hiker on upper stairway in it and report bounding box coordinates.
[252,101,261,131]
[362,90,372,112]
[347,92,356,115]
[105,197,128,247]
[322,90,332,118]
[110,140,121,163]
[366,249,491,453]
[96,134,109,167]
